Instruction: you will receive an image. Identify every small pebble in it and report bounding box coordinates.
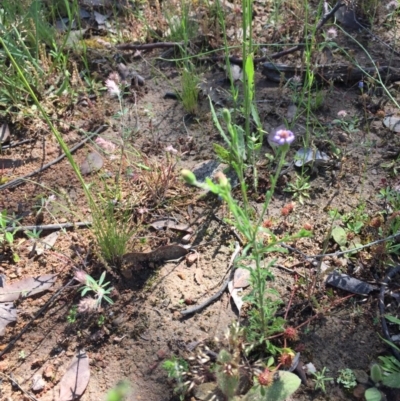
[181,234,191,244]
[186,253,198,267]
[31,374,45,392]
[177,272,186,280]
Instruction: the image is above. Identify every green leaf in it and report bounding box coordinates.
[382,373,400,388]
[385,314,400,326]
[245,53,255,102]
[331,226,347,247]
[213,143,231,163]
[104,295,114,305]
[5,232,13,244]
[12,253,20,263]
[364,387,382,401]
[217,349,232,363]
[98,271,106,286]
[371,364,383,384]
[379,336,400,352]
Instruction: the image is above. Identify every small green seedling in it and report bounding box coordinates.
[67,306,77,324]
[79,271,114,307]
[105,381,130,401]
[312,367,333,393]
[285,174,311,204]
[337,368,357,389]
[0,210,20,262]
[162,357,189,401]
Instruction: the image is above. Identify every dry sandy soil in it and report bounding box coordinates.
[1,1,400,400]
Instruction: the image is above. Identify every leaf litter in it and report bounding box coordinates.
[58,350,90,401]
[2,0,400,399]
[0,274,56,336]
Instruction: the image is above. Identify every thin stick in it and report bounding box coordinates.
[282,231,400,260]
[1,138,35,150]
[0,372,39,401]
[0,278,75,358]
[0,125,108,191]
[181,242,241,316]
[6,221,92,233]
[116,42,183,51]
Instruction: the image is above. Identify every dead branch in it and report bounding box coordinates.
[0,125,108,191]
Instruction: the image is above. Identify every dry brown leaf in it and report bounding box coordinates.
[80,152,103,175]
[233,267,251,288]
[0,274,57,302]
[228,281,243,313]
[27,231,59,256]
[59,351,90,401]
[0,302,17,336]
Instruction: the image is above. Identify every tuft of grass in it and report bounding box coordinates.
[180,65,199,115]
[91,201,135,268]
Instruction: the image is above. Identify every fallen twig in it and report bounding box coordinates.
[6,221,92,233]
[181,242,241,316]
[1,138,35,151]
[116,42,183,51]
[0,278,75,358]
[0,125,108,191]
[282,231,400,260]
[0,372,39,401]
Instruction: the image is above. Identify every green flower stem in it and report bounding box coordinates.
[255,144,289,233]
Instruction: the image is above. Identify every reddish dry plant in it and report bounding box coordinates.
[283,327,298,341]
[262,219,274,228]
[369,216,382,228]
[281,202,295,216]
[303,222,313,230]
[281,207,290,216]
[258,367,273,386]
[279,352,294,368]
[376,110,386,119]
[285,202,295,212]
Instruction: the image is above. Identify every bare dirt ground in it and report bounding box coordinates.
[1,0,400,400]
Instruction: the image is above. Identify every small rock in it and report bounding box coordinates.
[304,362,316,375]
[177,272,186,280]
[0,360,9,371]
[43,365,55,380]
[181,234,191,244]
[353,369,369,384]
[157,349,167,360]
[186,253,198,267]
[31,374,45,392]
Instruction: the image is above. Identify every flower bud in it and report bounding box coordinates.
[222,108,231,125]
[214,172,229,188]
[181,169,197,185]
